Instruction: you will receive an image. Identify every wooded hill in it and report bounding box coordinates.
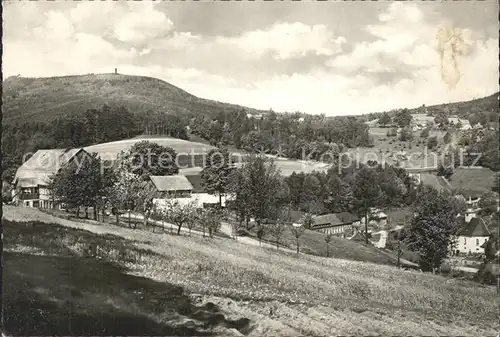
[2,73,268,122]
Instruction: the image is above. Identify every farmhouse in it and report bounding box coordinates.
[179,166,230,207]
[311,212,360,236]
[417,168,497,221]
[11,148,91,208]
[453,217,491,255]
[360,208,388,227]
[149,175,193,198]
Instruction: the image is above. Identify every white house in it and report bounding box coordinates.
[453,217,491,255]
[11,148,90,209]
[360,208,388,227]
[151,173,232,210]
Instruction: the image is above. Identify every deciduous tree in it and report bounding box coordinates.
[124,141,179,179]
[164,199,196,235]
[201,148,235,206]
[378,112,391,126]
[240,155,283,225]
[478,191,499,216]
[406,186,460,272]
[393,109,412,127]
[324,233,333,257]
[289,223,305,254]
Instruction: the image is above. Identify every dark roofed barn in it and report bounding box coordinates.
[311,212,359,236]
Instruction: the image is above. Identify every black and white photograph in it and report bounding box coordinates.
[2,1,499,336]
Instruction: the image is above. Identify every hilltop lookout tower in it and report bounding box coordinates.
[114,68,118,74]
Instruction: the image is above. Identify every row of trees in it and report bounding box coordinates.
[1,105,190,182]
[197,148,416,234]
[189,110,372,159]
[50,140,227,237]
[48,140,494,273]
[404,186,466,272]
[378,109,412,127]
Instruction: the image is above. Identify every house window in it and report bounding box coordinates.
[464,238,466,245]
[476,239,479,246]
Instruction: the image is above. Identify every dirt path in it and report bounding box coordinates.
[372,225,404,248]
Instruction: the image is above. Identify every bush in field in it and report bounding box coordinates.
[398,127,413,142]
[427,136,438,149]
[420,128,430,138]
[387,128,397,137]
[163,200,196,235]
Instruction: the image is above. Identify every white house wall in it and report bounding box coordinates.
[454,235,489,254]
[153,193,232,209]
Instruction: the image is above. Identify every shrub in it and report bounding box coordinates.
[420,128,430,138]
[427,136,438,149]
[386,128,397,137]
[398,127,413,141]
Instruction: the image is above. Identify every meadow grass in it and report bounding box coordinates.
[3,206,498,335]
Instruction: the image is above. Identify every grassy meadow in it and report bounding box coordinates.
[3,206,498,336]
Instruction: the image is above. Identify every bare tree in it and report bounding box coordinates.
[186,213,196,236]
[324,233,333,257]
[289,224,305,254]
[255,224,267,246]
[164,200,196,235]
[207,208,223,238]
[197,207,223,238]
[269,221,286,250]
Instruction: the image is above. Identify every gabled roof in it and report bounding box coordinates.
[336,212,360,223]
[185,174,204,193]
[448,168,496,198]
[312,214,342,227]
[149,175,193,192]
[420,173,451,193]
[312,212,359,227]
[457,217,491,237]
[16,175,53,187]
[13,148,86,186]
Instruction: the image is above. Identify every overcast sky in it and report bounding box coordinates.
[3,1,498,115]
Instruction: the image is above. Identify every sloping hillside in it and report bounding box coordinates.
[422,92,499,117]
[3,206,499,336]
[2,74,267,122]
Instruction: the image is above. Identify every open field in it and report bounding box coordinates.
[85,135,216,158]
[3,206,498,336]
[234,157,330,176]
[342,127,450,168]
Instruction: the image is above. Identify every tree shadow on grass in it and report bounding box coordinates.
[3,237,251,336]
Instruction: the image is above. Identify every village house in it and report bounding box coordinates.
[417,168,497,222]
[311,212,360,237]
[149,175,194,199]
[179,166,231,207]
[11,148,90,209]
[360,208,388,228]
[452,217,491,255]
